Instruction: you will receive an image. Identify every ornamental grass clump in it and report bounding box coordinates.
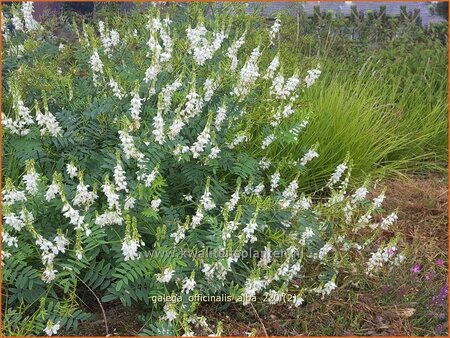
[2,3,404,336]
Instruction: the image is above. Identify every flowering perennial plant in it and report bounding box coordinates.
[2,3,404,336]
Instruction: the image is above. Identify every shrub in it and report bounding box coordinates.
[2,3,404,336]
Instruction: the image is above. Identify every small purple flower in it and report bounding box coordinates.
[425,271,436,281]
[436,258,444,267]
[410,263,421,274]
[432,283,448,306]
[435,323,444,335]
[387,248,397,257]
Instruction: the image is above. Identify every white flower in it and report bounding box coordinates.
[280,179,299,208]
[152,110,165,145]
[44,320,61,336]
[202,263,215,278]
[352,187,368,202]
[95,210,123,227]
[129,90,142,128]
[373,192,385,208]
[20,209,34,224]
[203,78,217,102]
[168,117,185,139]
[222,220,238,241]
[2,250,12,264]
[366,246,398,274]
[164,304,177,322]
[2,97,34,136]
[23,171,39,195]
[162,78,182,110]
[90,50,104,86]
[253,183,264,195]
[209,146,221,159]
[380,212,398,230]
[227,134,248,149]
[258,157,271,170]
[42,266,57,284]
[233,47,261,98]
[138,167,159,187]
[144,64,160,84]
[271,75,301,99]
[226,186,240,211]
[191,208,204,228]
[2,187,27,206]
[2,231,18,248]
[109,78,124,99]
[243,219,258,243]
[22,2,40,32]
[182,277,196,293]
[269,18,281,45]
[98,21,120,56]
[54,234,69,253]
[270,74,285,98]
[186,25,227,66]
[305,68,321,88]
[293,296,305,307]
[182,90,204,119]
[102,181,120,210]
[299,149,319,166]
[156,267,175,283]
[214,105,227,131]
[4,212,25,231]
[11,8,24,32]
[62,203,85,228]
[327,162,348,187]
[314,280,337,297]
[292,197,311,212]
[114,162,128,192]
[151,198,161,210]
[35,107,63,137]
[73,183,98,209]
[200,186,216,211]
[261,134,276,149]
[244,278,266,298]
[318,243,333,260]
[45,183,59,202]
[323,280,337,295]
[300,227,314,245]
[226,33,245,70]
[170,225,186,243]
[264,55,280,79]
[191,124,211,159]
[121,237,140,261]
[244,183,253,195]
[118,129,143,160]
[66,164,78,178]
[285,75,301,91]
[270,172,280,191]
[110,29,120,46]
[124,196,136,210]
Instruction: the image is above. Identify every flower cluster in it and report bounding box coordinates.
[186,24,227,66]
[98,20,120,57]
[233,47,261,98]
